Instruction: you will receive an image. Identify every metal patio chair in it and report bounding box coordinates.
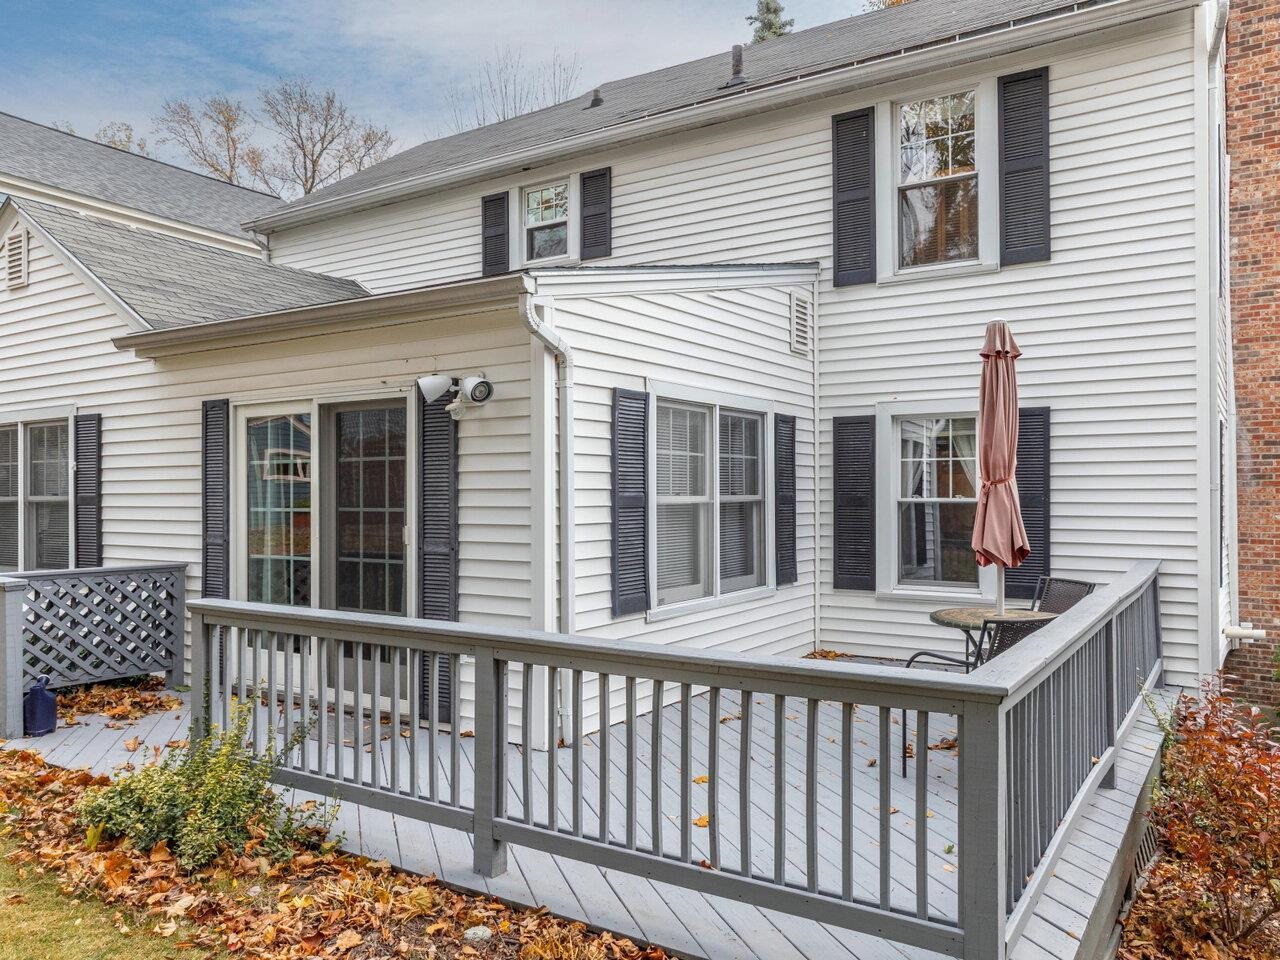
[900,616,1049,775]
[1031,575,1096,614]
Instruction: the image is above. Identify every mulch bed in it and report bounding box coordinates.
[0,747,672,959]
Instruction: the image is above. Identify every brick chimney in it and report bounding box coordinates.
[1225,0,1280,704]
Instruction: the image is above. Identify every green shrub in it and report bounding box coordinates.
[76,700,337,869]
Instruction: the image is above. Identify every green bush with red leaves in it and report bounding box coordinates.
[1147,679,1280,949]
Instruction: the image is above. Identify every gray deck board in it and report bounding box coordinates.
[3,687,1164,960]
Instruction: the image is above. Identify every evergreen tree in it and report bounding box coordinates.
[746,0,794,43]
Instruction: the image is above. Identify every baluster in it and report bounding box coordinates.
[650,678,664,857]
[390,647,402,795]
[879,706,891,910]
[680,682,692,863]
[522,662,533,824]
[495,660,509,821]
[354,643,366,787]
[408,649,420,797]
[572,669,583,837]
[282,635,293,766]
[266,631,277,756]
[915,710,930,919]
[250,629,261,751]
[739,692,754,878]
[370,648,382,791]
[806,698,818,893]
[335,644,346,782]
[707,686,720,870]
[428,652,440,802]
[625,676,637,850]
[318,636,330,778]
[449,653,461,807]
[547,665,559,830]
[841,701,853,901]
[599,673,611,844]
[299,635,310,773]
[774,694,786,886]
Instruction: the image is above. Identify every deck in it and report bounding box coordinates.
[3,686,1166,960]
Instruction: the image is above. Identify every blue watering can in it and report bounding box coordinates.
[23,675,56,737]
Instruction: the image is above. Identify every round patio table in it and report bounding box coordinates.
[929,606,1057,666]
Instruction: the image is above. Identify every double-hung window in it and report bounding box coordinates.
[523,181,570,262]
[896,416,978,587]
[653,392,769,609]
[898,90,979,268]
[0,419,70,572]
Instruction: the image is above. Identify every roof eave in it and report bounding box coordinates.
[244,0,1199,234]
[113,273,536,358]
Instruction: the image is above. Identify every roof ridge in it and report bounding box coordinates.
[0,110,281,202]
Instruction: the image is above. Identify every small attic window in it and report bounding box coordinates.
[4,230,28,290]
[790,290,813,357]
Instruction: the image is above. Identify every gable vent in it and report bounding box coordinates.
[790,290,814,357]
[4,230,28,290]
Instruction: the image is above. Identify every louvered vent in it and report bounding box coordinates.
[790,290,814,356]
[4,230,28,290]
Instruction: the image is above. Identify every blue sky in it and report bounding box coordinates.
[5,1,866,167]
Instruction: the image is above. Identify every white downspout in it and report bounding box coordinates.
[521,293,575,738]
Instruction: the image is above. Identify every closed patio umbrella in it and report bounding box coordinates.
[972,318,1031,614]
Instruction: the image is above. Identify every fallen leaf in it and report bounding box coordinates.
[123,736,141,752]
[692,775,709,785]
[334,929,363,952]
[692,814,710,828]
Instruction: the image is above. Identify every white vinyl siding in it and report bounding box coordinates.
[0,223,534,723]
[258,13,1208,682]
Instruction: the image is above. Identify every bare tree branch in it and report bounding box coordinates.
[444,47,583,134]
[153,96,256,186]
[94,121,150,156]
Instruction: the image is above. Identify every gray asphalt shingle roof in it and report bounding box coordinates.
[269,0,1082,222]
[12,198,366,330]
[0,112,284,239]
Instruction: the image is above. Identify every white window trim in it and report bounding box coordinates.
[230,386,419,615]
[874,77,1000,285]
[514,173,581,268]
[645,380,775,623]
[0,405,77,573]
[873,398,995,602]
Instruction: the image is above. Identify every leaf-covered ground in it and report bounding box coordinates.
[0,747,672,960]
[57,676,185,727]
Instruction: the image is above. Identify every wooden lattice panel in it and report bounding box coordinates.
[21,567,183,690]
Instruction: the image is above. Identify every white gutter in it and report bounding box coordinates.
[1208,0,1229,60]
[245,0,1201,234]
[519,292,576,640]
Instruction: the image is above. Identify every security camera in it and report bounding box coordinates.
[459,375,494,405]
[416,374,456,404]
[445,398,465,421]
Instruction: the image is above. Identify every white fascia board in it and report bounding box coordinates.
[0,174,265,254]
[528,263,821,299]
[245,0,1202,234]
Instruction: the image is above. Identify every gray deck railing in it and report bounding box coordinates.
[187,559,1163,960]
[0,563,187,737]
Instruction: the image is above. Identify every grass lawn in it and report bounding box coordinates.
[0,846,214,960]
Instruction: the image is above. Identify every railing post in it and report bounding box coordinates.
[958,698,1007,960]
[167,570,188,690]
[472,647,509,878]
[189,608,208,742]
[0,578,26,739]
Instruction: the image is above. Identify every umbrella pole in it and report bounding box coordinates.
[996,565,1006,616]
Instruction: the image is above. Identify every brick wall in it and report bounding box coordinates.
[1225,0,1280,704]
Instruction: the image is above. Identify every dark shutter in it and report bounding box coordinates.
[579,167,612,260]
[833,415,875,590]
[832,108,876,287]
[1007,406,1051,600]
[999,67,1051,265]
[481,191,510,277]
[611,388,649,616]
[73,413,102,568]
[201,399,230,599]
[774,414,797,586]
[420,393,458,721]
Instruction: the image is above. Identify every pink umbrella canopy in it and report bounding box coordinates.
[972,319,1031,585]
